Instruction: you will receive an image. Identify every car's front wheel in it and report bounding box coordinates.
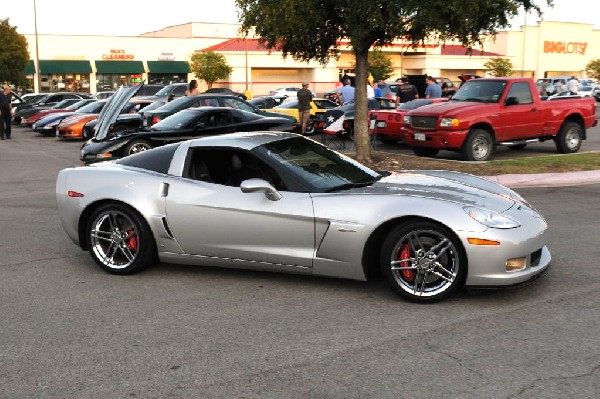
[86,203,157,275]
[125,139,153,156]
[462,128,494,161]
[381,221,466,303]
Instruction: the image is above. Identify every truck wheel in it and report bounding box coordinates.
[462,129,493,161]
[413,147,439,158]
[555,122,582,154]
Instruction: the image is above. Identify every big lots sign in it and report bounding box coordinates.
[544,41,587,55]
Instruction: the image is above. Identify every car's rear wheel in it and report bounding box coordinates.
[462,128,494,161]
[86,203,157,275]
[125,139,153,156]
[304,117,316,135]
[380,221,466,303]
[412,147,439,157]
[555,121,582,154]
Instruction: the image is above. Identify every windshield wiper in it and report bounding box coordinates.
[325,176,381,192]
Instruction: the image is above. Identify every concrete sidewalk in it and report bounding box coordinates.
[486,170,600,188]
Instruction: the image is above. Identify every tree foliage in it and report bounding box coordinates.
[483,57,514,77]
[189,50,233,89]
[368,50,394,82]
[585,59,600,80]
[0,19,30,87]
[234,0,550,161]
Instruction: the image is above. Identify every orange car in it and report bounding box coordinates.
[56,99,161,140]
[56,113,100,140]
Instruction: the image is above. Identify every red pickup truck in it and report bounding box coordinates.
[402,77,597,161]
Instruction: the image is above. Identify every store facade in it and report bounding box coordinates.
[20,20,599,96]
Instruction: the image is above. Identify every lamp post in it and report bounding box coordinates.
[33,0,41,92]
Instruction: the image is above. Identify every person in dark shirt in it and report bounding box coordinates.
[395,77,418,106]
[296,82,313,135]
[0,86,13,139]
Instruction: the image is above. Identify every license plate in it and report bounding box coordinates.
[414,133,426,141]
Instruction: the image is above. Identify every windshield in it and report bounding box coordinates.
[154,85,176,96]
[255,136,381,192]
[452,80,507,103]
[275,99,299,109]
[76,101,106,114]
[151,109,197,130]
[140,101,166,113]
[52,100,75,109]
[66,100,90,110]
[222,97,257,113]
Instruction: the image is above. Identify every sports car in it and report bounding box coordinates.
[57,132,551,303]
[368,98,449,144]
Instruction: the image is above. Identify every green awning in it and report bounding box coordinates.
[24,60,35,74]
[147,61,190,74]
[95,60,145,74]
[39,60,92,74]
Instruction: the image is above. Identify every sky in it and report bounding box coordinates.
[2,0,597,36]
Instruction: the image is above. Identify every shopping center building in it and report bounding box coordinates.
[20,19,599,96]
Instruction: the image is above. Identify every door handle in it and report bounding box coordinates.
[160,182,170,197]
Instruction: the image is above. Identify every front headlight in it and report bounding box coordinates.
[403,115,411,124]
[463,206,520,229]
[440,117,459,127]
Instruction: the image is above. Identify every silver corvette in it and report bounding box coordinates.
[56,132,551,302]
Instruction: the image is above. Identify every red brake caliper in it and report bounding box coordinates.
[127,229,138,251]
[399,244,414,281]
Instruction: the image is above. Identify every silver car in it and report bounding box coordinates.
[56,132,551,302]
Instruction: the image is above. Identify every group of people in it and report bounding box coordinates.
[395,76,442,106]
[540,76,581,97]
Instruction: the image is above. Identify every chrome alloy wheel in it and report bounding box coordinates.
[90,210,139,270]
[389,229,460,298]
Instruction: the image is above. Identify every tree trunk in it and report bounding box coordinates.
[353,48,372,163]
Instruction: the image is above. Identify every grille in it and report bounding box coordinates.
[410,116,438,129]
[530,248,543,266]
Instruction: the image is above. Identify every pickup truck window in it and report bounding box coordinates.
[453,80,507,103]
[506,82,533,105]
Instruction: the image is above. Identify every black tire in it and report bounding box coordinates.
[125,139,153,156]
[304,117,316,135]
[412,147,439,158]
[555,121,582,154]
[507,144,527,150]
[462,128,494,161]
[86,203,157,275]
[380,221,466,303]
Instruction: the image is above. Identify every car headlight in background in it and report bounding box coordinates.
[463,206,520,229]
[440,117,459,127]
[403,115,411,125]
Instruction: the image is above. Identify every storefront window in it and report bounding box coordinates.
[96,74,142,91]
[147,74,187,85]
[39,73,90,93]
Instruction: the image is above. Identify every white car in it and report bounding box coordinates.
[268,87,301,98]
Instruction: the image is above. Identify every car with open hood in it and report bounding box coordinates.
[79,84,295,162]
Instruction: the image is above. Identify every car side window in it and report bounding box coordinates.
[173,86,187,97]
[506,82,533,105]
[184,148,286,190]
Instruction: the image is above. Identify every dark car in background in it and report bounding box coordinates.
[141,93,294,128]
[12,92,92,124]
[313,97,396,136]
[81,106,295,162]
[133,83,187,103]
[249,96,288,109]
[16,98,87,126]
[22,98,96,127]
[203,87,247,100]
[32,100,107,136]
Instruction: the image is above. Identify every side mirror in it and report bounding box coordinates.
[505,96,519,106]
[240,178,282,201]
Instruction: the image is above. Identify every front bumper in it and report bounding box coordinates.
[403,129,469,149]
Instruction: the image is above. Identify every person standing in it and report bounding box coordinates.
[0,86,13,140]
[185,79,199,96]
[366,79,375,99]
[297,82,313,135]
[337,79,355,104]
[373,81,383,97]
[425,76,442,99]
[395,77,419,105]
[567,76,580,95]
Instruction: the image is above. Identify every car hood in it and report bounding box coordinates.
[349,170,522,213]
[408,100,487,116]
[95,84,142,140]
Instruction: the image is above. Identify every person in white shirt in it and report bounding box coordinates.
[567,76,580,95]
[366,80,375,99]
